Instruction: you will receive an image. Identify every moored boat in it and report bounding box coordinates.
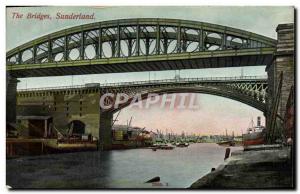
[217,141,235,147]
[160,144,175,150]
[176,142,189,147]
[150,143,175,150]
[242,117,266,146]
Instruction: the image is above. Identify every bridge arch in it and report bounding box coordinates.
[98,84,266,150]
[101,86,266,114]
[7,18,276,78]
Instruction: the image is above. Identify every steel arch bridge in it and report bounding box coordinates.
[99,76,267,113]
[7,18,276,78]
[17,76,268,113]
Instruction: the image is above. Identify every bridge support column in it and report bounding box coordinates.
[99,112,113,150]
[266,23,294,140]
[6,73,19,124]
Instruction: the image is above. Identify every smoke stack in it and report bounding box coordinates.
[257,116,261,127]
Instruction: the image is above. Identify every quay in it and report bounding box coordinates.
[6,138,56,158]
[190,145,294,189]
[6,138,98,158]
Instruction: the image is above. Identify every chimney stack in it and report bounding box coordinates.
[257,116,261,127]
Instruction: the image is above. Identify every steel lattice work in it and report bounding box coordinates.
[17,76,268,113]
[7,18,276,78]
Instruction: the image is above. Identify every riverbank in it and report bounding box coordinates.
[190,145,294,189]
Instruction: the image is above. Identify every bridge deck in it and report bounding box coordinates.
[17,76,267,93]
[8,48,274,78]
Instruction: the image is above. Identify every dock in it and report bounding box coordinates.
[6,138,98,158]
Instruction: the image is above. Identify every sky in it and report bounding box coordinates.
[6,6,294,135]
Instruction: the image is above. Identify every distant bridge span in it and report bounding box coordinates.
[7,18,276,78]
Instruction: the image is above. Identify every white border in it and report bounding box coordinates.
[1,1,299,194]
[2,0,300,6]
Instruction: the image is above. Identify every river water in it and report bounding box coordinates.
[6,143,242,189]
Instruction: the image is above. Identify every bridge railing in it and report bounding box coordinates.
[17,75,267,92]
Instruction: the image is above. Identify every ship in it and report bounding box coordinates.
[242,116,266,146]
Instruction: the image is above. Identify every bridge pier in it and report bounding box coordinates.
[99,112,113,150]
[266,23,294,141]
[6,72,19,124]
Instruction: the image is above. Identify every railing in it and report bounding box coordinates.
[17,75,267,92]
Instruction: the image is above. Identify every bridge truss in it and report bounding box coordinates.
[7,19,276,77]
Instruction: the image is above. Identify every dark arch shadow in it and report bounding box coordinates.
[68,120,86,134]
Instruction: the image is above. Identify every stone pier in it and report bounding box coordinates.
[6,73,18,124]
[99,112,113,150]
[265,23,294,138]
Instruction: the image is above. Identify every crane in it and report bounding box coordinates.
[111,110,121,128]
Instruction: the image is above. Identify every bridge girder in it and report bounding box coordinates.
[7,18,276,78]
[100,81,267,114]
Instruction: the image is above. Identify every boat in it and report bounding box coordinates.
[150,143,174,150]
[54,138,98,152]
[176,142,189,147]
[242,117,266,146]
[160,144,175,150]
[217,141,235,147]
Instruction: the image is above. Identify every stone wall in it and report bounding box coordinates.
[275,24,295,118]
[17,91,100,139]
[99,112,113,150]
[265,23,294,138]
[6,73,18,124]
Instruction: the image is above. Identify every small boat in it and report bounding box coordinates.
[150,144,174,150]
[176,142,189,147]
[159,145,175,150]
[217,141,235,147]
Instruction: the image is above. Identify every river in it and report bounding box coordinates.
[6,143,242,189]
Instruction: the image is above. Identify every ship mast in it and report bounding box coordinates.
[248,117,255,128]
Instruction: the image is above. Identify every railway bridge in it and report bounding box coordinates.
[7,18,294,149]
